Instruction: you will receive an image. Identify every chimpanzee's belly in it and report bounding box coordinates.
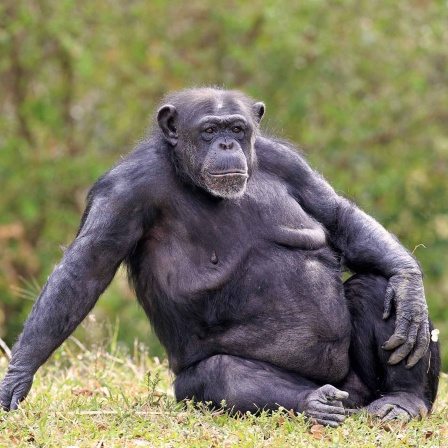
[200,244,351,383]
[147,239,352,383]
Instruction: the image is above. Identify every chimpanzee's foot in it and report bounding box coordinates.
[304,384,355,428]
[366,392,428,422]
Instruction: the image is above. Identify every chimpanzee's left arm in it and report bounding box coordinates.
[328,196,428,368]
[266,138,430,368]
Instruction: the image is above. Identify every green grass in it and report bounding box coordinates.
[0,338,447,448]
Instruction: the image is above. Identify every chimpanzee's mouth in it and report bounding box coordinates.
[207,171,247,177]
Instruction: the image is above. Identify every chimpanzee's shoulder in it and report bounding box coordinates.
[87,138,175,206]
[255,135,313,177]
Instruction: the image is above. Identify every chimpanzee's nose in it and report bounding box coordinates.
[219,139,234,150]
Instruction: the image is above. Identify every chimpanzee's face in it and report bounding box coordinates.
[190,109,253,198]
[157,91,264,199]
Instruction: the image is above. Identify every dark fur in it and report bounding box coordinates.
[0,88,439,425]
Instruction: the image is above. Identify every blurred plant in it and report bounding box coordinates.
[1,0,447,367]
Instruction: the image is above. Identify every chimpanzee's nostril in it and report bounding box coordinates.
[219,140,234,150]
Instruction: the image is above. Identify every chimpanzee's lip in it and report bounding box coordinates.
[207,170,247,177]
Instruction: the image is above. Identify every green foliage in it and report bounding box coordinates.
[1,0,447,367]
[0,341,447,446]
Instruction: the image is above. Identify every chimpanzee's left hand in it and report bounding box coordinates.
[382,271,430,368]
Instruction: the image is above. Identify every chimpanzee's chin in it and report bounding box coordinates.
[204,173,248,199]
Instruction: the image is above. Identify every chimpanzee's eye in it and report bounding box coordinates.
[232,126,242,133]
[204,127,214,134]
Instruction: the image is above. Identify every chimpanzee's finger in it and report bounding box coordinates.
[382,317,411,351]
[316,384,349,403]
[10,393,21,411]
[383,283,394,320]
[406,321,430,368]
[387,321,419,365]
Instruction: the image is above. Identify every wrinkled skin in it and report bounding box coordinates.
[304,385,353,428]
[0,88,440,426]
[366,393,428,422]
[0,365,33,412]
[382,273,429,367]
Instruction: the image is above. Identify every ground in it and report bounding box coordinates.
[0,324,447,448]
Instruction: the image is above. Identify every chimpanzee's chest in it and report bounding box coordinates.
[143,170,329,299]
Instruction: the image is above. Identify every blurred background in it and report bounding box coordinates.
[0,0,447,368]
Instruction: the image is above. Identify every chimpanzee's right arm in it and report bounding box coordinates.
[0,180,148,411]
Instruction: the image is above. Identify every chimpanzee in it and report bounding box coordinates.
[0,88,440,426]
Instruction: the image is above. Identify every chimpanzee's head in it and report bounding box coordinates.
[157,88,265,199]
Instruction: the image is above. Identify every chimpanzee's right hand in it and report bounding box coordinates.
[0,365,34,411]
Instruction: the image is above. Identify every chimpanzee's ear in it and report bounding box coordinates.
[252,102,265,124]
[157,105,178,146]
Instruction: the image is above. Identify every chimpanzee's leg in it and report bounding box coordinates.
[340,274,440,421]
[174,355,352,427]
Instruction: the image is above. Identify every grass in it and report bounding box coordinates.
[0,335,447,448]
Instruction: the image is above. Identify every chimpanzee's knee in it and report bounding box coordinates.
[344,274,440,412]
